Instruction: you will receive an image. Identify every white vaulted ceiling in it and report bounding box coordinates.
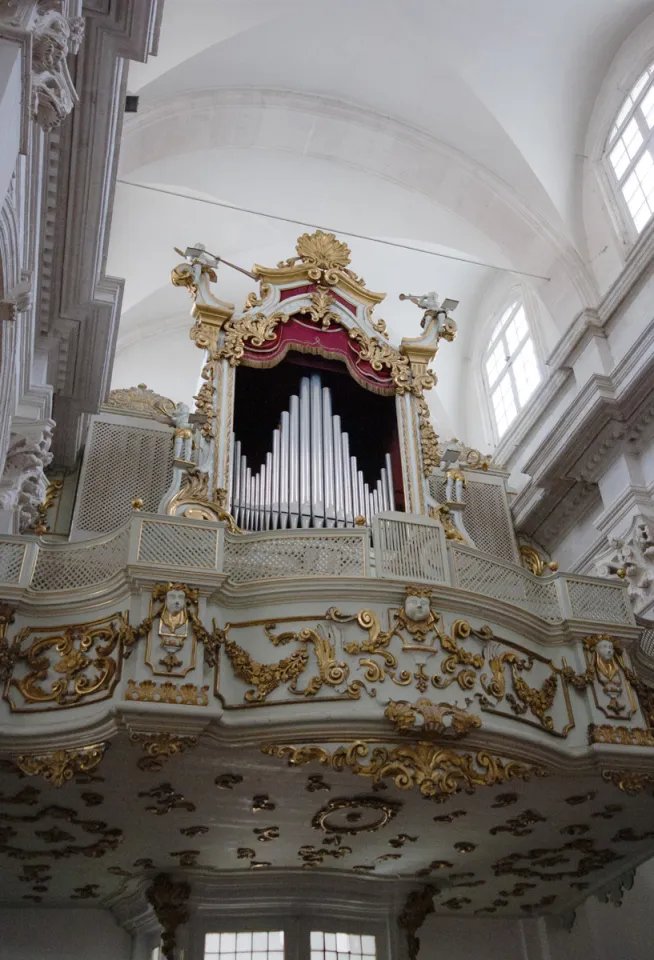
[107,0,654,439]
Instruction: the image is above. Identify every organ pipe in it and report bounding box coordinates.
[230,373,395,532]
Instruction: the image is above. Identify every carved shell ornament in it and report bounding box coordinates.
[279,230,365,285]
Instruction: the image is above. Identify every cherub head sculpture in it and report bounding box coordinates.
[400,586,436,641]
[595,637,615,663]
[165,588,186,616]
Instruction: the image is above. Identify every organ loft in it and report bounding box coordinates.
[0,227,651,959]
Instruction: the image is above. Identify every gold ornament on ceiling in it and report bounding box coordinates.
[311,796,401,835]
[137,782,196,815]
[13,744,107,788]
[601,769,654,795]
[262,740,547,799]
[129,732,199,772]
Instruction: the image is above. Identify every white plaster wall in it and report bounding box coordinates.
[417,916,530,960]
[0,40,21,215]
[0,907,133,960]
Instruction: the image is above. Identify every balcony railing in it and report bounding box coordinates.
[0,511,634,628]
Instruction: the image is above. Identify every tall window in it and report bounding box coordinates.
[310,932,376,960]
[484,300,540,438]
[606,66,654,234]
[204,931,285,960]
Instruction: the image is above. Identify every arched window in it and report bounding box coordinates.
[606,66,654,234]
[483,300,541,439]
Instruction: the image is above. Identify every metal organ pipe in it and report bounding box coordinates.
[230,373,396,531]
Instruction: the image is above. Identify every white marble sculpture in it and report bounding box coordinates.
[0,420,55,532]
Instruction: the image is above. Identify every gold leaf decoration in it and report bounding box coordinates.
[14,744,107,788]
[262,741,547,798]
[129,733,199,772]
[385,699,482,739]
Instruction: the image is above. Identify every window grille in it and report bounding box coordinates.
[483,300,541,438]
[204,931,284,960]
[606,66,654,234]
[310,932,376,960]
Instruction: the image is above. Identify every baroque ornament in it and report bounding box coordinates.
[311,796,401,835]
[125,679,209,706]
[7,616,123,711]
[31,2,85,132]
[104,384,176,422]
[385,699,482,739]
[14,744,106,788]
[262,741,547,798]
[146,873,191,960]
[129,733,199,772]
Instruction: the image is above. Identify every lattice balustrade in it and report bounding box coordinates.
[429,475,518,562]
[74,419,174,534]
[0,541,27,583]
[452,547,562,623]
[31,528,130,592]
[373,514,448,584]
[137,519,219,569]
[640,627,654,662]
[566,578,634,625]
[223,532,367,584]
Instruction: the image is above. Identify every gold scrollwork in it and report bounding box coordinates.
[601,770,654,795]
[385,699,481,739]
[311,796,401,835]
[219,622,370,703]
[262,741,547,799]
[299,287,341,328]
[6,615,123,712]
[137,782,196,815]
[129,733,199,772]
[14,744,107,788]
[0,603,18,684]
[218,310,289,366]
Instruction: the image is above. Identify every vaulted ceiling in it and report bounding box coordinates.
[106,0,654,438]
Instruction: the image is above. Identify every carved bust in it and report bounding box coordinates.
[158,588,188,640]
[400,588,437,640]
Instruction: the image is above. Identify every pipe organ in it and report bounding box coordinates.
[230,373,395,531]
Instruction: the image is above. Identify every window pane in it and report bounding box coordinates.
[205,932,284,960]
[513,339,540,406]
[492,374,517,437]
[311,932,376,960]
[505,307,527,354]
[631,69,651,101]
[485,340,506,387]
[609,141,629,179]
[623,118,643,159]
[641,86,654,128]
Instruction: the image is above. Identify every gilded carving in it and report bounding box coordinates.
[215,773,243,790]
[312,796,401,835]
[298,843,352,867]
[492,838,621,882]
[218,310,289,366]
[125,679,209,706]
[146,873,191,960]
[398,885,436,960]
[279,231,363,284]
[0,803,122,861]
[252,795,275,812]
[129,733,199,772]
[262,741,547,799]
[589,724,654,746]
[601,770,654,795]
[490,810,546,837]
[254,826,279,842]
[6,615,123,712]
[306,775,331,792]
[385,699,481,739]
[0,603,18,684]
[104,384,176,422]
[137,783,196,815]
[14,744,106,788]
[166,470,240,530]
[299,287,341,328]
[242,283,272,312]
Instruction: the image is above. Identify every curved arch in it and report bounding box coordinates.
[119,88,597,315]
[0,179,21,300]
